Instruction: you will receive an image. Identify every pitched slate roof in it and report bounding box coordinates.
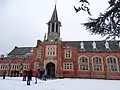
[8,47,34,55]
[62,41,120,52]
[8,41,120,55]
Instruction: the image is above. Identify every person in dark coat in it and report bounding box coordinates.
[11,70,13,77]
[14,70,17,77]
[27,69,33,85]
[16,70,19,77]
[3,70,6,79]
[39,69,44,79]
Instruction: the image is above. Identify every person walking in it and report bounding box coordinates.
[39,68,44,80]
[27,69,33,85]
[3,70,6,79]
[34,69,39,84]
[43,68,47,81]
[22,70,27,81]
[11,70,13,77]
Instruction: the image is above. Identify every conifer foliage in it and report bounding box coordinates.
[74,0,120,39]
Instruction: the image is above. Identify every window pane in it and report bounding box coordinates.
[65,50,71,58]
[79,57,88,70]
[63,63,73,70]
[93,57,102,71]
[107,57,118,72]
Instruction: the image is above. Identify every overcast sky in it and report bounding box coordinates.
[0,0,108,55]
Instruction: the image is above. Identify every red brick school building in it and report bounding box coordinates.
[1,5,120,79]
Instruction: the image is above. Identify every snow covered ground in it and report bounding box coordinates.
[0,77,120,90]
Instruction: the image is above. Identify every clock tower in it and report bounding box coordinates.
[46,5,61,42]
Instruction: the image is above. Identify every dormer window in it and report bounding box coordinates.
[105,41,109,49]
[80,42,84,49]
[92,41,96,49]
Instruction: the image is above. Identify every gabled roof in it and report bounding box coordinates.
[62,41,120,52]
[8,47,34,55]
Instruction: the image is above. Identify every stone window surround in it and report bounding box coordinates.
[63,62,73,71]
[92,56,104,72]
[106,56,119,72]
[0,64,9,70]
[64,49,72,59]
[46,45,56,57]
[22,64,29,70]
[34,62,39,70]
[78,55,89,71]
[11,64,20,70]
[37,49,42,58]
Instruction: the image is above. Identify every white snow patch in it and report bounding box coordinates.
[0,77,120,90]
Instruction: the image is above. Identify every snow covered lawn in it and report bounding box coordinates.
[0,77,120,90]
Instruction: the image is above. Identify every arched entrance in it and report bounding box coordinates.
[46,62,55,78]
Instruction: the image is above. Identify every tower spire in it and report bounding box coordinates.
[46,4,61,42]
[50,5,58,22]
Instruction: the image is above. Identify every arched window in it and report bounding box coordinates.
[92,56,103,71]
[78,56,89,71]
[106,56,118,72]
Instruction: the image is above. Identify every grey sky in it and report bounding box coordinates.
[0,0,108,55]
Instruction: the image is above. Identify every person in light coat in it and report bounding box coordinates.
[43,68,47,81]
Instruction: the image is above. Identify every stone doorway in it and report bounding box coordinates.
[46,62,55,78]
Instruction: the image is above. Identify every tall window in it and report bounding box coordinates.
[12,64,20,70]
[106,56,118,72]
[0,64,8,70]
[34,62,39,69]
[78,56,89,71]
[23,64,29,70]
[52,23,54,32]
[65,50,71,58]
[92,56,103,71]
[46,45,56,57]
[63,62,73,70]
[37,50,42,58]
[56,23,58,33]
